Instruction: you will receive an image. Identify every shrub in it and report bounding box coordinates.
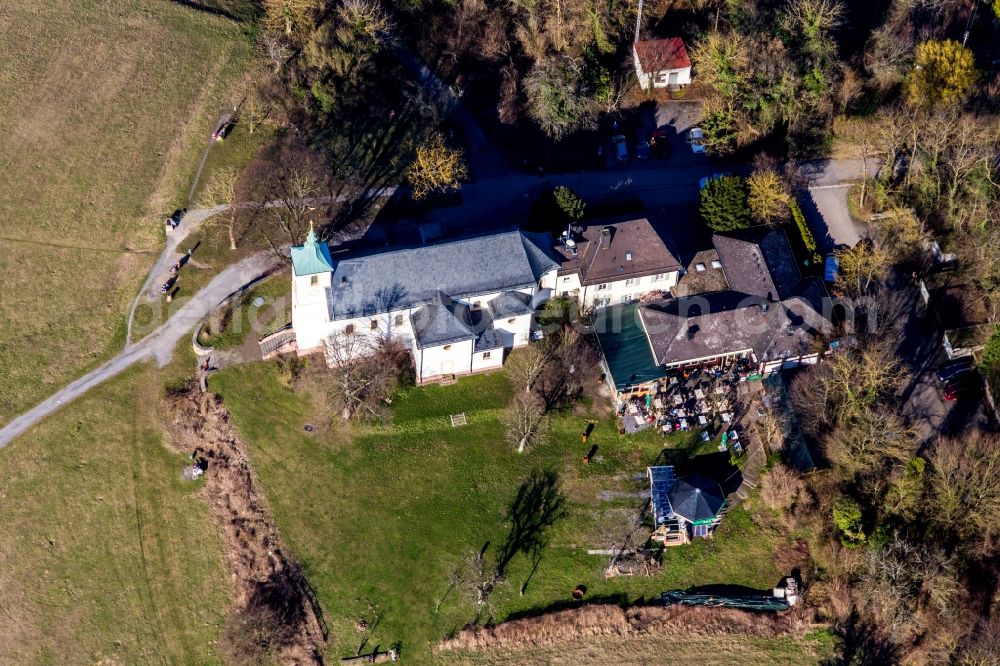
[980,326,1000,374]
[553,186,586,221]
[524,57,596,140]
[832,496,865,544]
[700,176,751,231]
[407,132,468,199]
[747,170,789,224]
[906,39,977,108]
[700,108,739,155]
[761,463,803,512]
[789,199,821,266]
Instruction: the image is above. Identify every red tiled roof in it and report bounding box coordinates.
[633,38,691,72]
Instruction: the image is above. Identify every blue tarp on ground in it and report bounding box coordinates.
[594,303,665,391]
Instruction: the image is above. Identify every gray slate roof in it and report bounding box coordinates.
[475,329,505,351]
[327,230,559,320]
[641,292,774,365]
[638,227,834,366]
[668,475,726,523]
[409,292,477,349]
[713,228,802,301]
[489,290,533,318]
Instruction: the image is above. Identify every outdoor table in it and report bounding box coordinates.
[694,388,705,399]
[698,414,708,425]
[721,412,732,423]
[673,395,683,406]
[714,386,725,395]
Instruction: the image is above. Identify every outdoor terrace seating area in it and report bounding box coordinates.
[619,357,758,454]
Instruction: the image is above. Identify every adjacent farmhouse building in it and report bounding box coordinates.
[595,227,836,401]
[290,227,558,384]
[552,217,682,309]
[633,37,692,91]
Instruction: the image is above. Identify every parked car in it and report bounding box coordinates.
[689,127,706,154]
[936,357,974,383]
[823,253,839,283]
[944,373,981,401]
[635,130,650,160]
[612,134,628,162]
[650,129,671,157]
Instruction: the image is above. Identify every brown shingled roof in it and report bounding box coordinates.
[633,38,691,73]
[558,218,682,286]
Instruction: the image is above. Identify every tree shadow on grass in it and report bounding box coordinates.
[503,592,631,623]
[496,469,567,578]
[822,611,901,666]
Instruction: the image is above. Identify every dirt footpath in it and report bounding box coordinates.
[164,385,326,664]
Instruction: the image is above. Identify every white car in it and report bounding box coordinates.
[689,127,706,154]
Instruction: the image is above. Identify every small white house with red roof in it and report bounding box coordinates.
[633,37,691,91]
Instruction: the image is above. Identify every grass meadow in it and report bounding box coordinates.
[0,0,254,424]
[0,349,230,663]
[211,363,809,664]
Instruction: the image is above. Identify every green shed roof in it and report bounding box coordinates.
[594,303,665,391]
[290,226,334,276]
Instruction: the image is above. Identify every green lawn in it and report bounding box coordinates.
[211,364,796,663]
[0,1,254,424]
[197,271,291,350]
[0,358,229,663]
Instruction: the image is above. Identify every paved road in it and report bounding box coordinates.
[126,205,228,345]
[0,252,279,449]
[894,280,993,445]
[804,186,862,252]
[798,158,877,253]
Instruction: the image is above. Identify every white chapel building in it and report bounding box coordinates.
[290,227,559,384]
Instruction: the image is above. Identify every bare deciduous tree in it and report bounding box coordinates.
[199,166,241,250]
[502,392,549,454]
[262,0,322,40]
[504,342,553,396]
[834,241,892,298]
[927,432,1000,549]
[239,90,272,136]
[824,409,915,480]
[261,33,293,72]
[819,342,908,422]
[338,0,393,45]
[323,333,399,420]
[857,537,963,642]
[456,550,506,618]
[760,462,805,512]
[236,137,338,257]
